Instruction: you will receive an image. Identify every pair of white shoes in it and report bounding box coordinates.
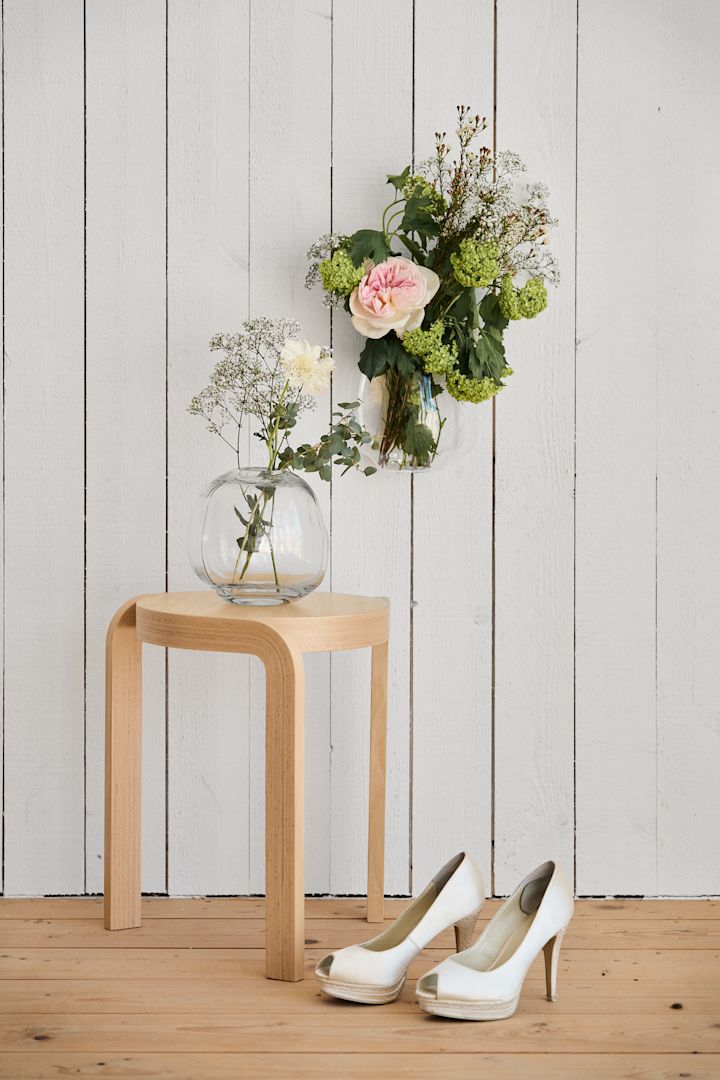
[316,853,573,1020]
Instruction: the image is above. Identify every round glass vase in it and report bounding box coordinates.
[188,468,328,606]
[358,370,457,472]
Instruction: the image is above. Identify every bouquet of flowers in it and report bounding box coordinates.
[306,107,557,470]
[188,318,374,600]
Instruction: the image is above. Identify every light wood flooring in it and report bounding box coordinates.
[0,897,718,1078]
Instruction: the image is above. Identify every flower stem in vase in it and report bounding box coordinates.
[378,370,412,466]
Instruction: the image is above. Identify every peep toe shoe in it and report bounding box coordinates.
[316,852,485,1004]
[416,859,573,1020]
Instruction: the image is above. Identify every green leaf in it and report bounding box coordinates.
[402,419,436,466]
[359,334,415,380]
[397,233,428,264]
[319,463,332,482]
[363,466,377,476]
[386,166,410,192]
[470,326,506,381]
[399,195,440,239]
[348,229,391,265]
[479,291,509,332]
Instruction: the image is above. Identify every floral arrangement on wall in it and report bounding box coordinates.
[306,107,557,469]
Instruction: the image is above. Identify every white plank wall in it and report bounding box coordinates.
[411,0,494,895]
[3,0,86,894]
[85,0,167,895]
[1,0,718,900]
[493,0,576,895]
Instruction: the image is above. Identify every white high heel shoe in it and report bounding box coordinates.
[315,852,485,1004]
[416,860,573,1020]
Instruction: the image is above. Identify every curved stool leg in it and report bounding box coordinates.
[104,600,142,930]
[367,639,388,923]
[263,631,305,981]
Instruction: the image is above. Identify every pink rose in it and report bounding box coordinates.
[349,257,440,339]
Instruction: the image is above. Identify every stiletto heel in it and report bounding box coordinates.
[543,926,566,1002]
[454,907,482,952]
[416,860,574,1021]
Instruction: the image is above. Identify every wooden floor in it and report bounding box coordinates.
[0,898,718,1078]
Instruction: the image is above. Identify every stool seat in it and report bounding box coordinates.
[104,589,389,983]
[135,590,389,654]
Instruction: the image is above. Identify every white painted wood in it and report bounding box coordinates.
[0,8,4,896]
[2,0,86,894]
[575,0,659,894]
[493,0,576,895]
[166,0,252,895]
[1,0,718,900]
[410,0,494,895]
[246,0,332,896]
[84,0,167,895]
[654,0,720,896]
[329,0,413,896]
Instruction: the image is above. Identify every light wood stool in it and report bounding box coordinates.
[104,590,389,982]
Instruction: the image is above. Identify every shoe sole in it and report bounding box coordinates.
[416,992,519,1021]
[316,974,405,1005]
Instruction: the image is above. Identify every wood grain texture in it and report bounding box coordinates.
[104,602,142,929]
[166,0,252,895]
[410,0,495,898]
[493,0,577,893]
[329,0,413,897]
[654,0,720,896]
[84,0,167,897]
[2,0,86,894]
[246,0,333,897]
[1,1056,718,1080]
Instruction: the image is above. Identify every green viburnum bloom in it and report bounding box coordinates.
[318,249,363,295]
[450,239,500,288]
[517,277,548,319]
[403,320,444,357]
[446,370,505,403]
[499,274,522,320]
[499,274,548,320]
[402,174,446,215]
[403,320,457,376]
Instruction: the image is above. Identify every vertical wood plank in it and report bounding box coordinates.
[85,0,167,895]
[575,0,658,894]
[0,3,5,894]
[330,0,413,895]
[411,0,494,896]
[3,0,85,894]
[654,0,720,896]
[167,0,251,895]
[246,0,332,896]
[493,0,577,894]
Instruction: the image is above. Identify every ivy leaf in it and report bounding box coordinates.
[402,419,436,466]
[359,334,415,380]
[348,229,391,265]
[470,326,506,381]
[479,291,509,332]
[386,166,410,192]
[400,195,440,239]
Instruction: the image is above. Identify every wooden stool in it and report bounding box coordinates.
[104,591,389,982]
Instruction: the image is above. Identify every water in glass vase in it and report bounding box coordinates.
[359,370,453,471]
[188,468,328,605]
